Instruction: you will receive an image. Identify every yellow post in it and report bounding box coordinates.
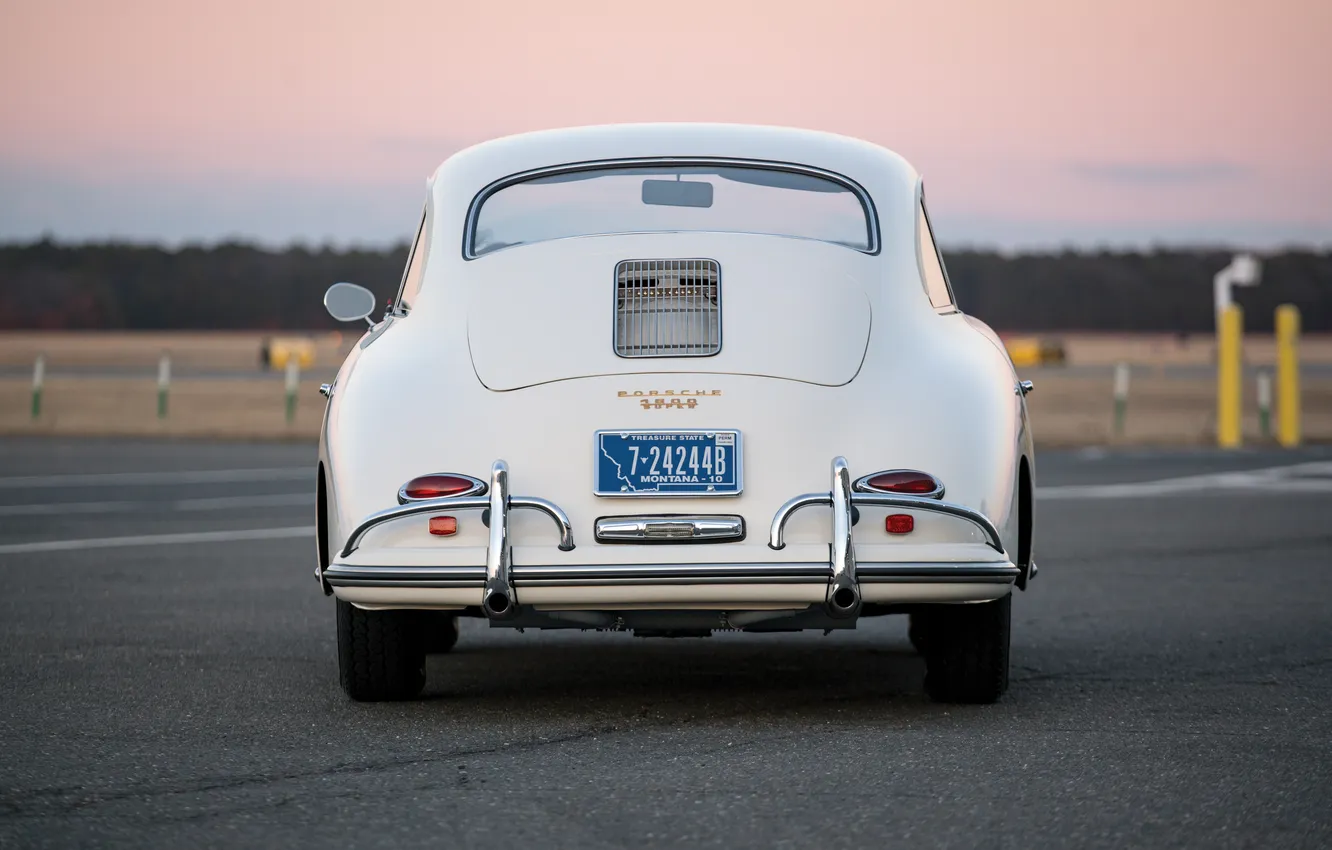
[1216,304,1243,448]
[1276,304,1301,447]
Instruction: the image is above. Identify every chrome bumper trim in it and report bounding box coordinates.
[595,515,745,543]
[338,474,575,559]
[766,457,1010,618]
[340,495,491,558]
[513,562,827,585]
[510,496,577,551]
[848,493,1005,553]
[767,493,833,546]
[323,561,1017,589]
[768,489,1005,554]
[325,565,486,587]
[333,459,575,620]
[857,562,1018,583]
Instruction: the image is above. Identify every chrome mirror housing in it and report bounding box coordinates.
[323,282,377,324]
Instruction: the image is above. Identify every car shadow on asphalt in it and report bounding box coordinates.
[408,635,937,721]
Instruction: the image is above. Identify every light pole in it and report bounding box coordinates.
[1213,254,1261,448]
[1213,253,1262,315]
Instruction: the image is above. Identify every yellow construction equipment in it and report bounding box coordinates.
[265,337,316,371]
[1004,337,1066,367]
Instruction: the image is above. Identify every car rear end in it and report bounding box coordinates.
[318,130,1032,702]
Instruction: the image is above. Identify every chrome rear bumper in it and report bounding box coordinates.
[324,560,1019,588]
[326,457,1020,620]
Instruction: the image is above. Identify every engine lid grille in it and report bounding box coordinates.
[614,259,720,358]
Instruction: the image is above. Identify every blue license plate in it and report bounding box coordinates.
[595,430,742,497]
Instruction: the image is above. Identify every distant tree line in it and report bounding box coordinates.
[1,240,1328,332]
[944,249,1332,333]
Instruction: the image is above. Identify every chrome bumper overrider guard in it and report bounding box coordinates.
[768,457,1009,618]
[337,460,575,619]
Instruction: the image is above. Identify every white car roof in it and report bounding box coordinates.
[430,123,921,211]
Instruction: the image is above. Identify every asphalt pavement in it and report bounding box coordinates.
[1,438,1330,848]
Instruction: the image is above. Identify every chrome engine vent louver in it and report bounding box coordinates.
[614,259,721,358]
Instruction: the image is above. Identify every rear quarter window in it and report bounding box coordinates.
[917,196,956,311]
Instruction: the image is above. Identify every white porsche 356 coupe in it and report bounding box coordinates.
[316,124,1036,704]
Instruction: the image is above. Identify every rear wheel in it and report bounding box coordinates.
[907,613,932,654]
[336,600,427,701]
[917,594,1011,704]
[424,613,460,654]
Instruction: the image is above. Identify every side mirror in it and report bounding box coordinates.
[324,282,378,324]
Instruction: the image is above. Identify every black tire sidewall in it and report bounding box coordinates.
[336,599,427,701]
[920,593,1011,704]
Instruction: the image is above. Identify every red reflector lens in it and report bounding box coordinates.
[403,474,478,500]
[864,471,939,495]
[885,514,914,534]
[429,516,458,536]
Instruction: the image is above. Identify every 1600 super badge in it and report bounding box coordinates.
[619,389,721,410]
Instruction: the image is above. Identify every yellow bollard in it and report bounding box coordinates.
[1216,304,1243,448]
[1276,304,1301,447]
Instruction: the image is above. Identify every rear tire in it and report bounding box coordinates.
[424,613,460,654]
[919,594,1011,704]
[336,600,427,701]
[907,614,932,655]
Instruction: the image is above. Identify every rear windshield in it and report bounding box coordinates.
[469,163,874,257]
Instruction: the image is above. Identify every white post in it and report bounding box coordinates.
[285,359,300,423]
[157,352,171,419]
[1113,362,1130,436]
[31,354,45,419]
[1257,369,1273,439]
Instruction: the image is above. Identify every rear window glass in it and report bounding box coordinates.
[470,163,875,257]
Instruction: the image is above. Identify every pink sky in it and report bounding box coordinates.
[2,0,1329,247]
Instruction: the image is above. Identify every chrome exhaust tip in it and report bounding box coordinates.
[826,584,861,619]
[482,588,515,619]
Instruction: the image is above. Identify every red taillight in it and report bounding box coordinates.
[429,516,458,536]
[857,470,943,498]
[885,514,914,534]
[399,473,485,502]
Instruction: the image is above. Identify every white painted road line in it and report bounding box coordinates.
[171,493,313,511]
[1038,461,1332,500]
[0,499,142,517]
[0,526,313,556]
[0,468,311,489]
[0,493,313,517]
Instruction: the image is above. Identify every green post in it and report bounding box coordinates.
[157,352,170,419]
[285,359,300,423]
[1112,362,1129,436]
[31,354,45,419]
[1257,369,1272,440]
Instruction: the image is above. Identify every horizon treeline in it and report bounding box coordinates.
[1,239,1329,332]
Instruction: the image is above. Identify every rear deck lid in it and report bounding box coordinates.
[467,233,873,390]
